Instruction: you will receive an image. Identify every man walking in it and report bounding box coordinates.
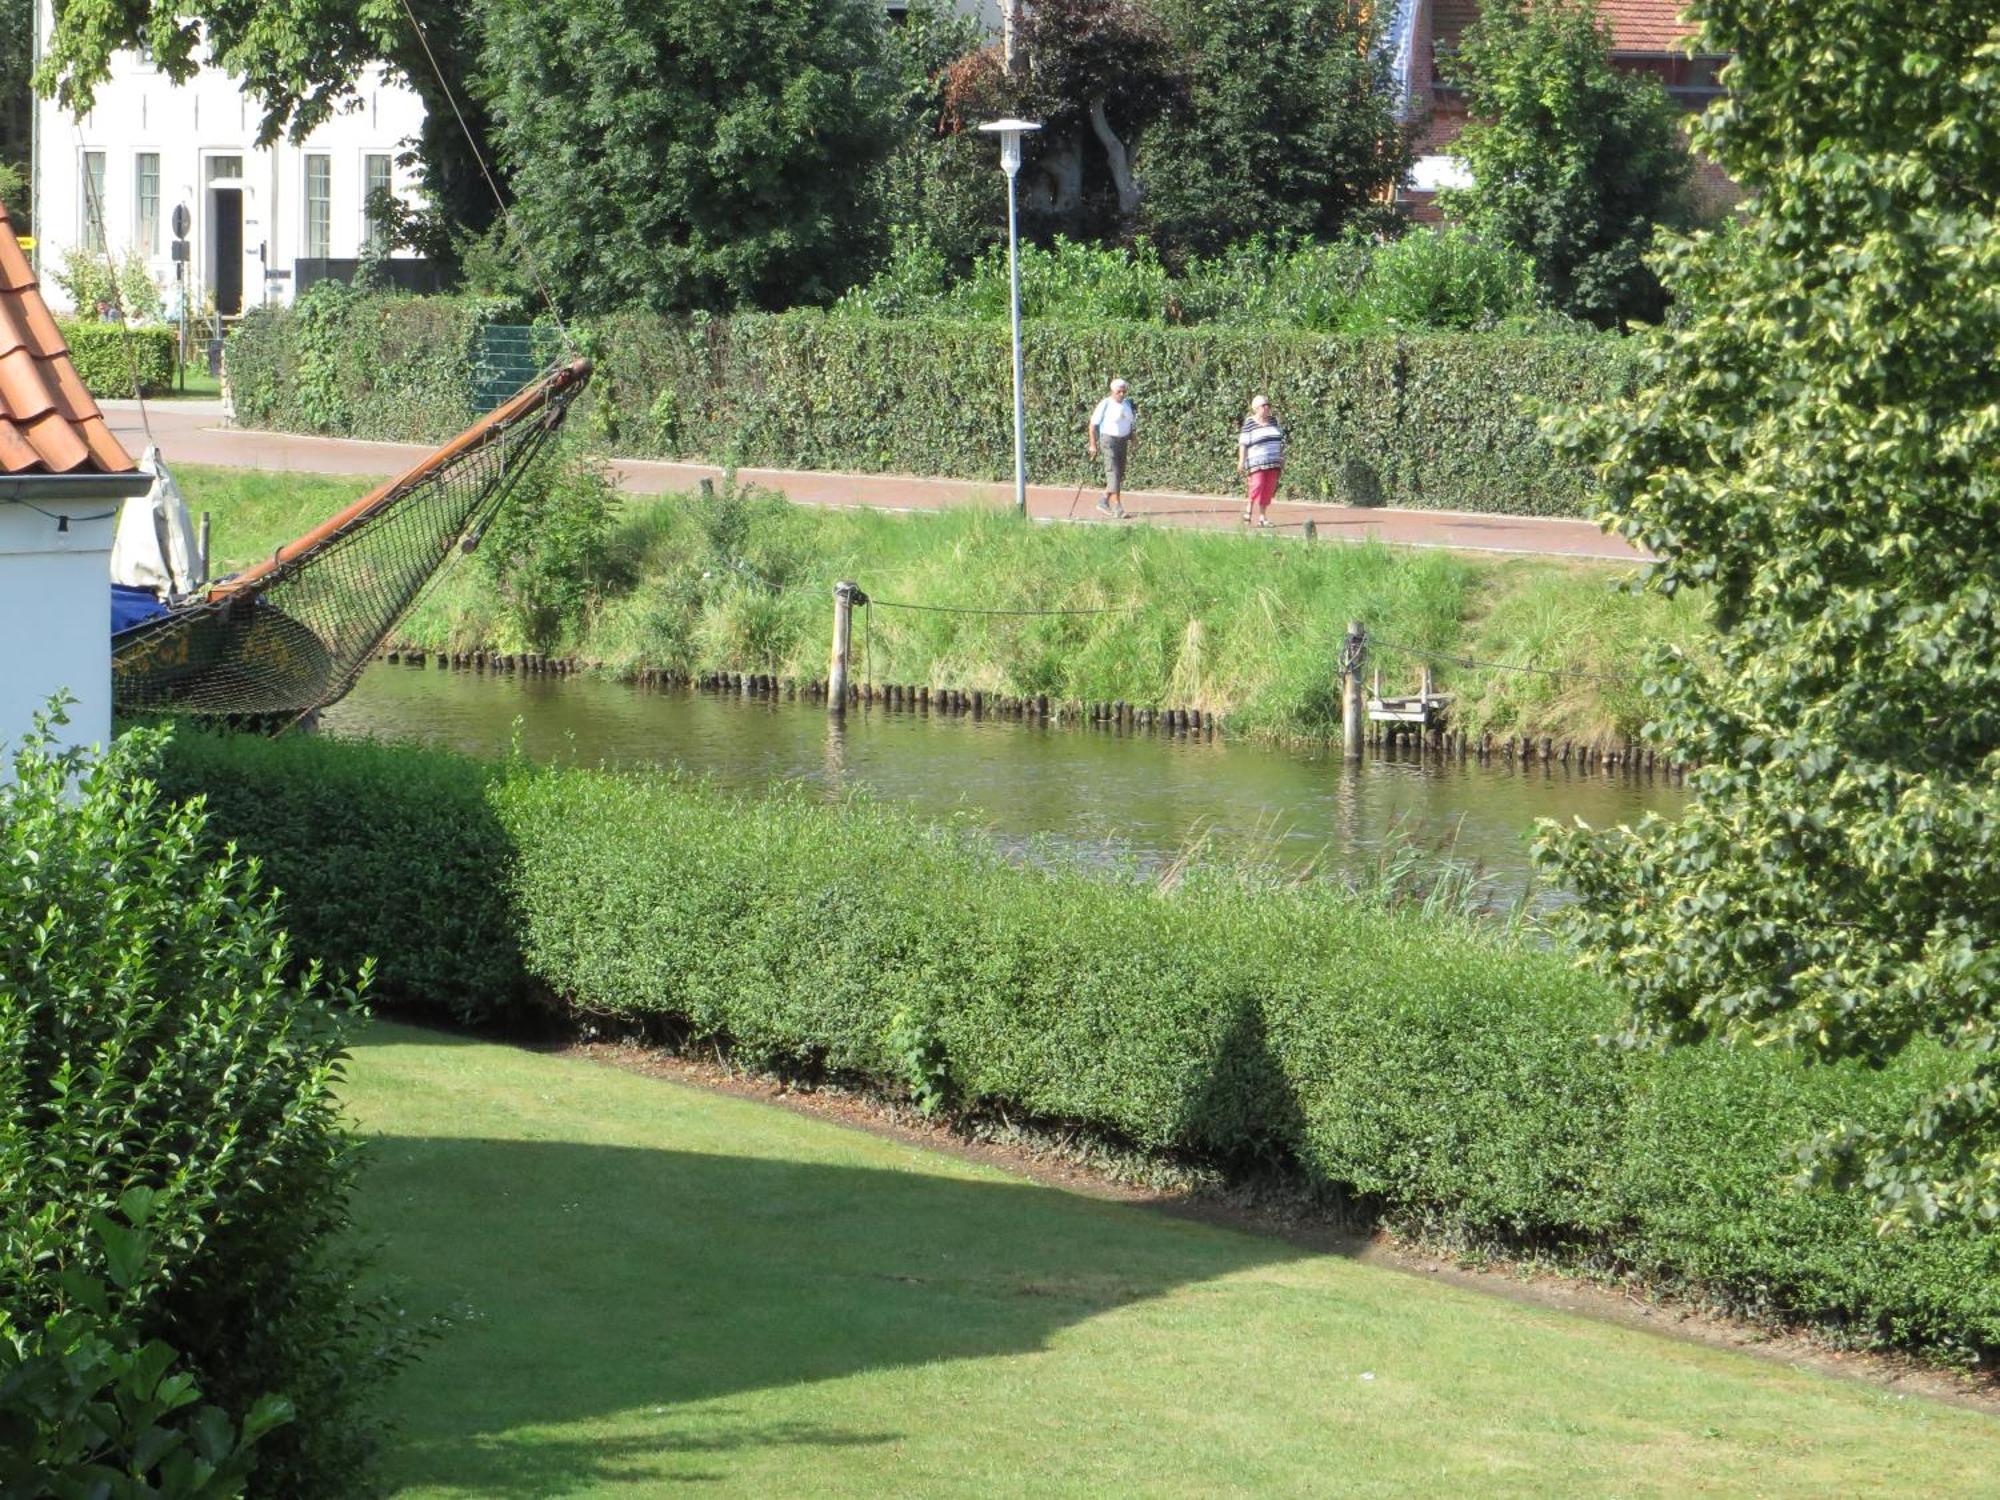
[1087,378,1136,519]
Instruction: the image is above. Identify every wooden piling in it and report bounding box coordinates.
[828,581,858,716]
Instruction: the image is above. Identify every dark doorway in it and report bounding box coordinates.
[210,187,243,316]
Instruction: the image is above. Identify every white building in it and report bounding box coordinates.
[30,0,430,320]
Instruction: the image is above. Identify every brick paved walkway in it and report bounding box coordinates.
[102,399,1647,563]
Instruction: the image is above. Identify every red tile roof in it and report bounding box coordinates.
[1435,0,1701,54]
[0,198,137,476]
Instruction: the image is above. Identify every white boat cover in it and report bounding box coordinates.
[110,445,205,597]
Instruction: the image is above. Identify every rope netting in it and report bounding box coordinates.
[113,361,589,723]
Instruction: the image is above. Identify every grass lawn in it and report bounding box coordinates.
[347,1022,1999,1497]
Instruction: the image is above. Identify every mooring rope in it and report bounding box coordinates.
[867,597,1139,618]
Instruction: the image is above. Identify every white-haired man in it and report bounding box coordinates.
[1086,378,1136,520]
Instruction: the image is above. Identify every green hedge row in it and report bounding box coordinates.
[225,289,482,443]
[58,319,176,396]
[155,726,2000,1363]
[225,296,1636,516]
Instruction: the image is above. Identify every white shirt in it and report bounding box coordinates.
[1091,397,1135,438]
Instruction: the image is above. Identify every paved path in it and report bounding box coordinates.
[102,399,1646,563]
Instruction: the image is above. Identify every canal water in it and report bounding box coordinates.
[324,665,1683,898]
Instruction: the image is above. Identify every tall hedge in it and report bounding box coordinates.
[225,296,1635,517]
[159,727,2000,1364]
[226,288,484,443]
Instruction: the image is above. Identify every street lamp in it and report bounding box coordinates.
[979,117,1040,517]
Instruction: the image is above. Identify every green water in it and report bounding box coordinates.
[325,665,1682,895]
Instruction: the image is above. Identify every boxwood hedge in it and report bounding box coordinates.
[157,727,2000,1364]
[225,296,1635,517]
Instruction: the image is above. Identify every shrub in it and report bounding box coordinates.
[57,319,176,397]
[50,243,164,324]
[0,709,410,1494]
[164,729,2000,1363]
[147,727,520,1024]
[226,282,484,441]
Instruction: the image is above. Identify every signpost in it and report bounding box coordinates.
[170,204,191,391]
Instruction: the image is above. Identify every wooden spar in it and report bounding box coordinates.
[209,357,592,601]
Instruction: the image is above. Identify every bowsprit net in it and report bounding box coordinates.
[112,359,591,725]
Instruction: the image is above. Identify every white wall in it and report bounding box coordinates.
[32,0,429,317]
[0,500,119,759]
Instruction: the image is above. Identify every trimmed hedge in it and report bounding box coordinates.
[156,726,2000,1364]
[226,288,483,443]
[225,295,1636,516]
[58,319,176,396]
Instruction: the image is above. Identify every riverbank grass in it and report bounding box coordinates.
[179,462,1702,742]
[349,1022,1998,1497]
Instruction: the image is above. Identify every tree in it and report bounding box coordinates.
[1011,0,1181,239]
[37,0,499,243]
[1440,0,1691,326]
[1137,0,1409,259]
[1537,1,2000,1226]
[866,0,1006,288]
[1,0,30,215]
[476,0,902,313]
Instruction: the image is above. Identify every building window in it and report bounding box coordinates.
[135,153,161,256]
[362,153,393,253]
[305,154,332,259]
[81,151,108,252]
[205,155,243,184]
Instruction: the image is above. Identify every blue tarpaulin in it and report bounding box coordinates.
[112,583,171,636]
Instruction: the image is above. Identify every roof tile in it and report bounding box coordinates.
[0,197,137,476]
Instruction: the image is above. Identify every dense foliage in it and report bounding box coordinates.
[0,0,31,213]
[476,0,904,313]
[158,727,2000,1364]
[0,713,407,1494]
[58,319,177,397]
[1443,0,1691,326]
[841,228,1541,332]
[149,728,519,1025]
[1539,1,2000,1225]
[227,282,481,442]
[1136,0,1410,256]
[226,292,1630,515]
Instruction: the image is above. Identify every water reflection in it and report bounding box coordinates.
[324,666,1682,894]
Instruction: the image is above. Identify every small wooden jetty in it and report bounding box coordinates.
[1366,664,1451,730]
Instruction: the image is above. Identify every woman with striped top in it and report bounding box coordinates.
[1237,394,1284,527]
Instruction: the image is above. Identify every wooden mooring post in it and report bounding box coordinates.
[828,580,865,716]
[1342,620,1366,762]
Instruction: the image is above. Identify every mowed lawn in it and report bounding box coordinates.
[346,1023,2000,1497]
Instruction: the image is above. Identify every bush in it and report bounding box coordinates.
[58,318,176,397]
[164,729,2000,1363]
[226,281,484,441]
[225,290,1630,516]
[0,710,410,1495]
[148,727,521,1025]
[841,229,1542,333]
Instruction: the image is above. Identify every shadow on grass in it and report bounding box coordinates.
[358,1127,1312,1495]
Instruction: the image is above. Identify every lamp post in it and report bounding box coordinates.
[978,118,1040,517]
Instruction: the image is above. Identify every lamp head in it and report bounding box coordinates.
[978,117,1042,177]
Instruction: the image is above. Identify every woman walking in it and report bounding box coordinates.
[1238,394,1284,527]
[1087,377,1136,519]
